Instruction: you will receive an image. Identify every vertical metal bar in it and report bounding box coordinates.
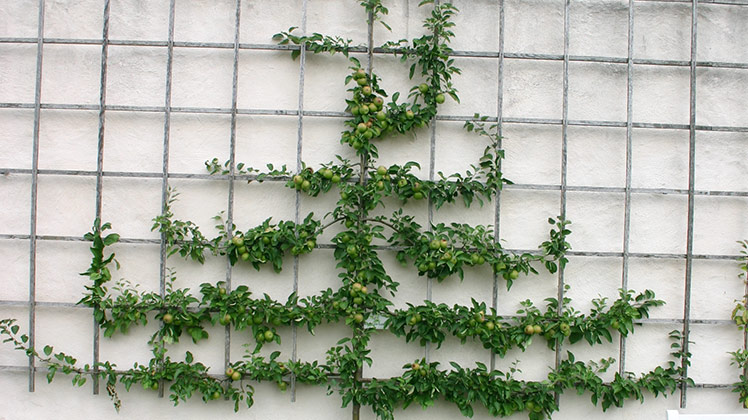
[744,270,748,407]
[291,0,308,403]
[554,0,571,403]
[490,0,505,372]
[27,0,46,393]
[159,0,176,298]
[223,0,242,381]
[619,0,635,377]
[425,0,440,365]
[92,0,111,395]
[680,0,699,408]
[156,0,176,399]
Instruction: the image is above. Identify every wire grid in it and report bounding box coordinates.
[0,0,747,414]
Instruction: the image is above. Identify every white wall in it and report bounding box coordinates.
[1,0,748,419]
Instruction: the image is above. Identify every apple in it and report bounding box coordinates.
[163,313,174,324]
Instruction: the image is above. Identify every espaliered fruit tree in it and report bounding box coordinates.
[1,1,694,419]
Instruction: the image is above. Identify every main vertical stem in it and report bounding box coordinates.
[352,8,375,419]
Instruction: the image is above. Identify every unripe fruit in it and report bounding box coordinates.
[362,86,372,95]
[353,313,364,323]
[331,174,341,183]
[405,110,415,119]
[163,313,174,324]
[524,325,535,335]
[357,78,368,86]
[377,165,387,176]
[509,270,519,280]
[418,83,429,93]
[264,330,274,341]
[225,367,234,377]
[357,123,367,134]
[376,111,386,121]
[485,321,495,331]
[435,93,445,104]
[533,325,542,334]
[293,175,303,185]
[231,371,241,381]
[322,168,333,179]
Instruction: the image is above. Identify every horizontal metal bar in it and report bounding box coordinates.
[0,300,736,327]
[636,0,748,5]
[0,363,733,390]
[3,167,747,200]
[4,102,747,134]
[2,37,748,70]
[0,232,743,263]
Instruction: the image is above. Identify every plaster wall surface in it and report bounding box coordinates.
[1,1,747,419]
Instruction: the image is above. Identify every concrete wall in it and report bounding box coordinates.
[1,0,748,419]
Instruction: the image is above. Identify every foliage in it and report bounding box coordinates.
[730,240,748,407]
